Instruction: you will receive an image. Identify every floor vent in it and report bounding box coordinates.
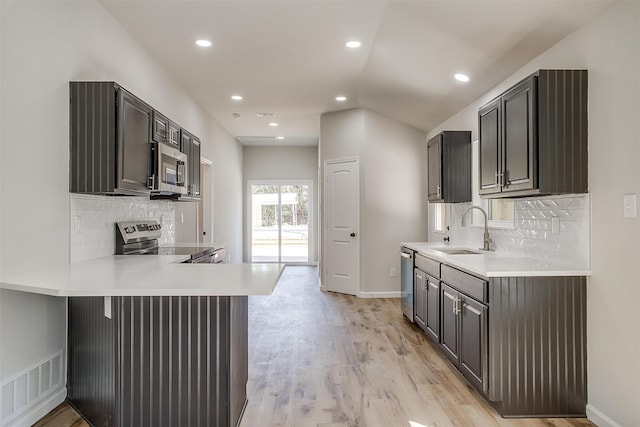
[0,350,63,425]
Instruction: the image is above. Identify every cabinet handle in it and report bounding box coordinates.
[429,281,438,290]
[416,274,423,280]
[436,185,441,198]
[497,171,505,189]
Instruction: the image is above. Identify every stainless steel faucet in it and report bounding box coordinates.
[461,206,492,251]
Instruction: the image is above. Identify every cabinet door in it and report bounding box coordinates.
[191,137,201,197]
[117,89,152,194]
[425,277,440,342]
[414,269,427,330]
[459,297,488,393]
[181,130,192,192]
[168,121,181,148]
[502,76,536,193]
[478,98,501,195]
[427,135,442,201]
[440,284,459,365]
[152,111,169,145]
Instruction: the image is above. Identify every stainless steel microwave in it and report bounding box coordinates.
[151,142,188,196]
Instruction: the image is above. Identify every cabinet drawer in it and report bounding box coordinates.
[441,265,487,302]
[415,254,440,278]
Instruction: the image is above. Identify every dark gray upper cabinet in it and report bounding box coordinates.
[180,130,201,199]
[478,69,588,198]
[152,110,181,149]
[427,131,471,203]
[70,82,152,196]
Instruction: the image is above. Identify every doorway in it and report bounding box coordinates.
[248,181,312,263]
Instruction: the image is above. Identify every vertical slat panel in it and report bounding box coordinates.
[67,297,116,426]
[69,82,117,194]
[488,276,586,416]
[538,70,588,194]
[69,295,247,427]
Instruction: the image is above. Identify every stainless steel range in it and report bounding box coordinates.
[115,220,225,263]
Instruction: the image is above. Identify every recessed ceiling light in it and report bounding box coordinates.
[345,40,361,49]
[269,122,279,127]
[195,39,212,47]
[276,136,285,140]
[231,95,243,101]
[335,96,347,102]
[454,73,470,82]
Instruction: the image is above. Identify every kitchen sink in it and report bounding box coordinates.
[436,248,482,255]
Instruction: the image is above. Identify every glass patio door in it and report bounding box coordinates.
[250,182,310,263]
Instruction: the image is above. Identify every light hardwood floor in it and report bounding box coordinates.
[36,266,593,427]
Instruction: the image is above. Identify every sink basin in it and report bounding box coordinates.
[436,248,481,255]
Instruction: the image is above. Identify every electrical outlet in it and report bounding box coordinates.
[73,216,81,234]
[551,216,560,234]
[389,267,396,277]
[624,194,637,218]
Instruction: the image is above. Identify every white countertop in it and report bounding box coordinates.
[401,242,591,278]
[0,255,284,297]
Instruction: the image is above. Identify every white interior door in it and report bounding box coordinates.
[324,158,359,295]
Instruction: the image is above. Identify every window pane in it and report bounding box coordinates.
[488,199,514,222]
[280,185,309,263]
[251,185,280,262]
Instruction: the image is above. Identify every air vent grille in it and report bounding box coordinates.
[0,350,63,424]
[255,112,275,118]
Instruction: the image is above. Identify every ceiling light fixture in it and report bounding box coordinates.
[195,39,212,47]
[276,136,285,140]
[269,122,279,127]
[345,40,361,49]
[454,73,470,82]
[335,96,347,102]
[231,95,243,101]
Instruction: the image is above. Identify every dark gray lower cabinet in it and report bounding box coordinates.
[411,253,587,417]
[67,295,248,427]
[424,277,439,342]
[440,284,459,364]
[439,281,488,394]
[413,269,427,330]
[459,296,487,394]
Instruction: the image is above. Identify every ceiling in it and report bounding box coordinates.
[100,0,614,147]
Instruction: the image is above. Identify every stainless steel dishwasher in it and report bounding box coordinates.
[400,247,415,322]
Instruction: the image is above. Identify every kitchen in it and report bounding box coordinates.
[0,1,639,427]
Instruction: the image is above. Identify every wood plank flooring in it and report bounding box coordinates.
[240,266,593,427]
[35,266,594,427]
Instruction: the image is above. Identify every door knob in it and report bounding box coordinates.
[350,232,357,237]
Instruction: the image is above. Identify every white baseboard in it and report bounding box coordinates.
[586,404,622,427]
[358,291,401,298]
[4,386,66,427]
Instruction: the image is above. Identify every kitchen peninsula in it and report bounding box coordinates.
[1,257,284,427]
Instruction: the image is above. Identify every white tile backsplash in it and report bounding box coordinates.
[70,194,175,263]
[444,194,590,269]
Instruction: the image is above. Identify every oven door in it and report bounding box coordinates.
[154,143,188,195]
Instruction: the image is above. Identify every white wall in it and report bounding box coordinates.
[426,2,640,425]
[320,108,427,295]
[0,1,243,422]
[209,121,244,263]
[243,146,319,262]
